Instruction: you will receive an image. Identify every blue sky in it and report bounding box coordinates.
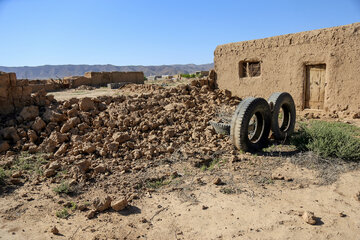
[0,0,359,66]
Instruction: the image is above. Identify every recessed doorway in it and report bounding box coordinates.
[304,64,326,109]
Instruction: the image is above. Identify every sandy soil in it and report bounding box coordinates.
[1,154,360,240]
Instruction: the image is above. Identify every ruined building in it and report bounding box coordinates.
[214,22,360,113]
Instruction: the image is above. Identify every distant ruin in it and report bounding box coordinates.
[214,22,360,113]
[29,71,144,93]
[0,72,32,114]
[0,71,144,114]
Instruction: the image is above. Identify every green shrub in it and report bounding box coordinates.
[180,73,200,78]
[13,152,47,175]
[53,182,70,194]
[56,208,70,219]
[291,121,360,160]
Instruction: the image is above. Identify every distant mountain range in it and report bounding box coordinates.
[0,63,214,80]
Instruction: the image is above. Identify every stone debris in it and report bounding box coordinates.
[302,211,317,225]
[355,192,360,201]
[86,210,97,219]
[0,81,239,163]
[213,177,223,185]
[93,196,112,212]
[111,198,128,211]
[50,226,59,235]
[271,172,285,180]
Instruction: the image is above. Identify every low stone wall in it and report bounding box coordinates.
[65,71,144,88]
[29,83,58,93]
[0,72,32,115]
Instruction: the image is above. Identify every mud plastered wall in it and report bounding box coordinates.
[65,71,144,88]
[214,22,360,113]
[0,73,32,115]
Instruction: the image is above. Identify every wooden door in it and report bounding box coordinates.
[305,64,326,109]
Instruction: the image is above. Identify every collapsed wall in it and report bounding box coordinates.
[0,72,32,115]
[214,22,360,114]
[64,71,144,88]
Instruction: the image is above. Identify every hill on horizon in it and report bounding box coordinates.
[0,63,214,80]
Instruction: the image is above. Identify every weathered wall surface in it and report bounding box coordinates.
[214,22,360,113]
[65,71,144,88]
[0,72,32,114]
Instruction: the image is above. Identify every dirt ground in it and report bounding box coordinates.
[1,83,360,240]
[1,155,360,240]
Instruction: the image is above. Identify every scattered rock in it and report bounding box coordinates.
[302,211,317,225]
[0,141,10,153]
[77,159,91,173]
[48,161,61,170]
[82,143,96,154]
[355,192,360,201]
[9,178,22,185]
[1,127,20,142]
[50,226,59,235]
[112,132,130,144]
[79,97,95,112]
[111,198,128,211]
[93,196,112,212]
[213,177,224,185]
[86,210,97,219]
[31,117,46,132]
[11,171,22,178]
[19,105,39,121]
[94,164,106,174]
[271,172,285,180]
[44,169,56,178]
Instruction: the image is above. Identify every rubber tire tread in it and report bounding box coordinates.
[230,98,254,141]
[268,92,296,140]
[233,97,271,152]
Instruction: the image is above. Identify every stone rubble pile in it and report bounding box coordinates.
[0,80,240,170]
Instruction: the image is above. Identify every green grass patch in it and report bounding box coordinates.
[220,187,237,194]
[0,152,48,181]
[12,152,47,175]
[258,177,274,185]
[56,208,70,219]
[200,158,225,171]
[53,182,70,194]
[291,121,360,160]
[145,178,171,189]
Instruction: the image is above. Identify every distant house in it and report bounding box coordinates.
[214,22,360,113]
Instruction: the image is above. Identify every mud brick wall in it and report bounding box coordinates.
[63,71,144,88]
[0,72,32,115]
[214,22,360,113]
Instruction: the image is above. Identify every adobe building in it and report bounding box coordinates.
[214,22,360,113]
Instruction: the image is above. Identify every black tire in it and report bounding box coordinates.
[209,121,230,135]
[233,97,271,152]
[230,98,254,141]
[268,92,296,141]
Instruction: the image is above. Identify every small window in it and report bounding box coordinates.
[240,61,261,78]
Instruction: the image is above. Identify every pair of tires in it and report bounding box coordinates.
[230,92,296,152]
